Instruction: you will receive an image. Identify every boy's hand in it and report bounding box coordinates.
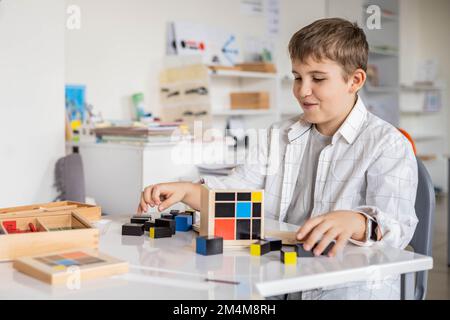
[138,182,189,214]
[296,211,367,257]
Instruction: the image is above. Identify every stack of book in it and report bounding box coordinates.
[93,122,187,144]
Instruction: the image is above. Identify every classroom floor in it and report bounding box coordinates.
[427,195,450,299]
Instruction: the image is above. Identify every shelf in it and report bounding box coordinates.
[401,84,444,91]
[410,134,444,141]
[211,109,276,116]
[364,85,399,93]
[209,69,277,79]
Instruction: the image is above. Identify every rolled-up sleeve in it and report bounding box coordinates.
[352,136,419,249]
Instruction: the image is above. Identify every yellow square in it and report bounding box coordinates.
[251,192,262,203]
[250,244,261,256]
[149,228,155,239]
[284,252,297,265]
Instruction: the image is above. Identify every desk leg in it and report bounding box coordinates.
[401,273,415,300]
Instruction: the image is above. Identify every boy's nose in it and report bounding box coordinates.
[296,84,312,98]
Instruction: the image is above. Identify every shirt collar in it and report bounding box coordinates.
[334,96,367,144]
[287,96,368,144]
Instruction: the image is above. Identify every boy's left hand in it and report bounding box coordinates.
[296,211,367,257]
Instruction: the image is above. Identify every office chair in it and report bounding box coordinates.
[401,157,436,300]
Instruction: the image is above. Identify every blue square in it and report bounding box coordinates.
[55,259,78,266]
[175,215,192,232]
[236,202,251,218]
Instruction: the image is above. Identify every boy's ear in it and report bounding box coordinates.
[348,69,366,93]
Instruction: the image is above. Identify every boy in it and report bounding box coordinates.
[138,18,418,299]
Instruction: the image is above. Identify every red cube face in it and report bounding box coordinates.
[214,219,235,240]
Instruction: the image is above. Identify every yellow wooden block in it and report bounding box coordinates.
[250,244,261,256]
[284,251,297,265]
[149,228,155,239]
[252,192,262,203]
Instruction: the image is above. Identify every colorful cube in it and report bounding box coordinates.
[149,227,172,239]
[280,249,297,265]
[200,186,264,248]
[196,236,223,256]
[250,241,271,256]
[155,218,176,235]
[175,215,192,232]
[122,223,144,236]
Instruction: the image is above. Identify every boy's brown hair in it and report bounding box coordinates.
[289,18,369,81]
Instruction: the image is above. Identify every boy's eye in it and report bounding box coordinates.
[294,77,302,81]
[313,78,325,82]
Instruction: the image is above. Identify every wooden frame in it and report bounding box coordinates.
[0,201,101,222]
[13,248,128,285]
[200,185,264,248]
[0,211,98,261]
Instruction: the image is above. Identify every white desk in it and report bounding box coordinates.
[0,217,433,300]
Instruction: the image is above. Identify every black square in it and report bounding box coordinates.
[215,193,235,201]
[252,203,261,217]
[122,223,144,236]
[236,219,251,240]
[237,193,251,201]
[252,219,261,239]
[215,203,235,218]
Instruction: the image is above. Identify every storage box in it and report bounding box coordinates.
[230,92,270,110]
[235,63,277,73]
[0,201,101,222]
[0,211,98,261]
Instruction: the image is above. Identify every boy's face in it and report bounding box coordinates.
[291,57,359,134]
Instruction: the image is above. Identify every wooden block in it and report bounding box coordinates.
[122,223,144,236]
[130,217,150,224]
[161,213,174,220]
[250,240,271,256]
[155,218,176,235]
[175,215,192,232]
[264,238,282,252]
[149,227,172,239]
[144,221,155,232]
[230,92,270,110]
[280,249,297,265]
[235,62,277,73]
[196,236,223,256]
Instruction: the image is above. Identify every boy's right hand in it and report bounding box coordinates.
[137,182,188,214]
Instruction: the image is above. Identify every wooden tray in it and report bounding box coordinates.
[0,211,98,261]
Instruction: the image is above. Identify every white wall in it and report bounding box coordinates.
[65,0,326,120]
[399,0,450,191]
[0,0,65,207]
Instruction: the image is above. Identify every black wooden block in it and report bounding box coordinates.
[295,242,335,257]
[149,227,172,239]
[170,210,180,216]
[161,213,174,220]
[250,240,271,256]
[144,220,155,232]
[155,218,176,235]
[265,238,282,251]
[122,223,144,236]
[130,217,150,224]
[196,236,223,256]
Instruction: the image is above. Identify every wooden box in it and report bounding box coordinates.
[0,201,101,222]
[230,92,270,110]
[200,185,264,248]
[0,211,98,261]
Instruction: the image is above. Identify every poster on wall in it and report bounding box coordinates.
[167,21,241,66]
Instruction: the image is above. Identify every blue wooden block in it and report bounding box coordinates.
[196,236,223,256]
[175,214,192,232]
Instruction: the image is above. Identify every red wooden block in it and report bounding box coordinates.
[214,219,235,240]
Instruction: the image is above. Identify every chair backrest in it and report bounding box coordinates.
[410,157,436,300]
[54,153,86,203]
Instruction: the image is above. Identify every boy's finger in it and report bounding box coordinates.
[158,196,177,212]
[151,186,162,206]
[143,187,155,207]
[297,216,324,240]
[303,221,331,251]
[329,233,350,257]
[314,229,339,256]
[139,197,148,213]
